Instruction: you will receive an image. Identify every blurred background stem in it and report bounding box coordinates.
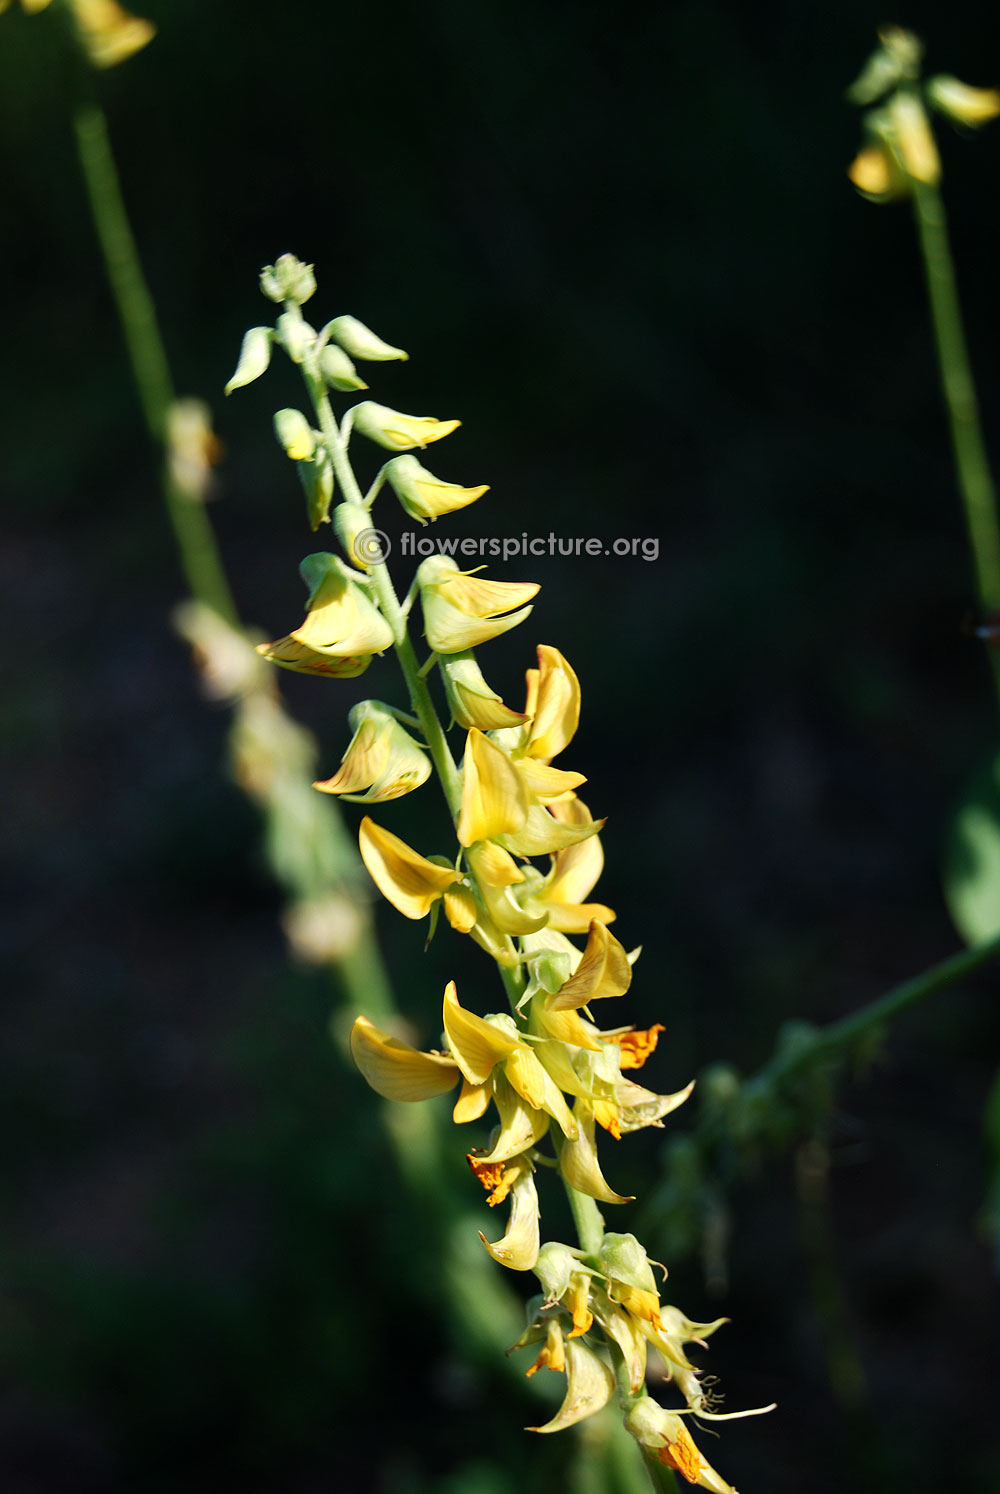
[73,99,238,625]
[911,176,1000,705]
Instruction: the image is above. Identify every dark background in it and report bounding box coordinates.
[3,1,1000,1489]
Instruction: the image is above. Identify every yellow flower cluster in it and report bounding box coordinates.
[846,26,1000,201]
[231,255,768,1489]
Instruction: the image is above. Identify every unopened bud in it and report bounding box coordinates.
[324,314,408,362]
[352,401,460,452]
[225,326,272,394]
[275,310,316,364]
[260,254,316,306]
[274,408,316,461]
[319,344,369,392]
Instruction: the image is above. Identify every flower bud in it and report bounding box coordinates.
[225,326,272,394]
[384,454,488,525]
[260,253,316,306]
[273,407,316,462]
[319,344,368,392]
[532,1241,579,1302]
[275,310,316,364]
[624,1400,737,1494]
[324,314,408,362]
[927,74,1000,127]
[300,450,335,530]
[351,401,460,452]
[313,700,431,803]
[440,651,527,730]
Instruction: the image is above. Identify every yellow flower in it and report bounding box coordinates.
[624,1400,738,1494]
[455,727,598,860]
[417,556,538,653]
[439,651,528,731]
[257,553,393,675]
[514,798,616,931]
[351,401,460,451]
[526,1338,614,1433]
[468,1150,540,1270]
[313,701,430,802]
[384,455,489,525]
[523,645,581,763]
[889,93,941,184]
[927,75,1000,127]
[357,817,463,921]
[848,143,900,199]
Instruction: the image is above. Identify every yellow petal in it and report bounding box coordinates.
[423,594,535,654]
[292,577,394,657]
[473,1071,551,1162]
[929,75,1000,126]
[547,921,632,1010]
[500,802,605,857]
[358,817,458,919]
[313,716,390,794]
[349,1015,459,1101]
[525,1319,566,1377]
[848,144,894,196]
[546,798,607,907]
[526,645,581,762]
[443,884,478,933]
[429,566,539,617]
[526,1339,615,1433]
[442,981,521,1085]
[515,758,586,801]
[457,729,529,846]
[890,93,941,184]
[440,650,527,730]
[452,1075,491,1123]
[352,402,460,451]
[478,1162,539,1271]
[256,635,373,678]
[558,1103,633,1204]
[314,706,430,802]
[505,1047,578,1138]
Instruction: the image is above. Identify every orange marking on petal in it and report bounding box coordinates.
[614,1023,665,1070]
[658,1425,703,1484]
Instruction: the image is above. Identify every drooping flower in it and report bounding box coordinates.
[439,650,528,731]
[257,553,393,677]
[624,1400,737,1494]
[385,455,489,525]
[357,817,470,925]
[927,75,1000,127]
[313,701,431,802]
[351,401,460,451]
[417,556,538,653]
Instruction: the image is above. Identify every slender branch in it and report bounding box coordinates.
[911,175,1000,702]
[757,928,1000,1091]
[301,368,465,818]
[72,101,238,624]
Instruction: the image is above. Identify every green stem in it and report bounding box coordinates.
[72,101,237,624]
[758,928,1000,1089]
[911,176,1000,700]
[302,368,464,817]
